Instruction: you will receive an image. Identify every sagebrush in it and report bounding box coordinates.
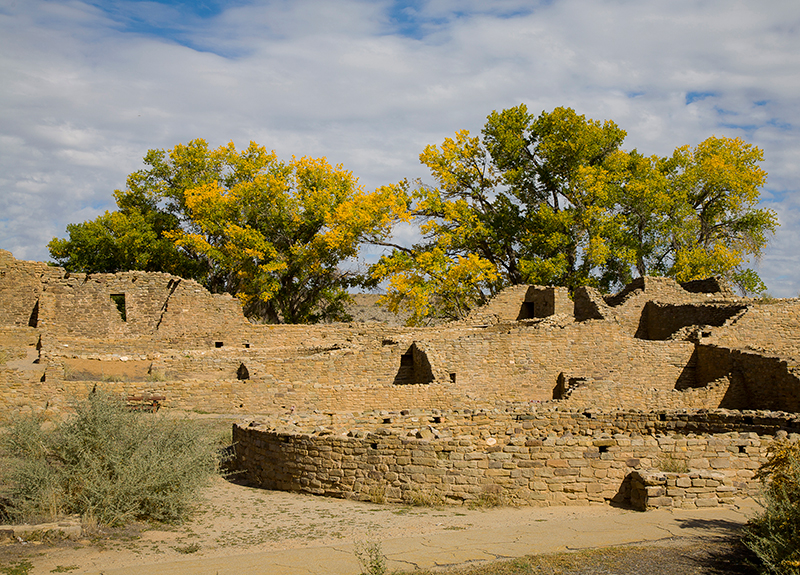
[0,392,220,526]
[743,439,800,575]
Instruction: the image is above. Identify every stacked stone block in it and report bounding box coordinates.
[233,408,798,507]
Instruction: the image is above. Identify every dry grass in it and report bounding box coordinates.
[393,537,757,575]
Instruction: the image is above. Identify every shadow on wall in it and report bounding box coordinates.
[674,344,800,412]
[635,302,746,340]
[516,286,571,321]
[393,343,434,385]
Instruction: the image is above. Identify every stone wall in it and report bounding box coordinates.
[637,302,747,341]
[0,250,61,327]
[695,344,800,412]
[629,469,738,511]
[4,248,800,512]
[233,408,800,507]
[708,299,800,358]
[38,272,249,342]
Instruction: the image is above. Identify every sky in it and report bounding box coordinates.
[1,0,799,295]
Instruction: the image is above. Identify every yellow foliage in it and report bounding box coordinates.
[165,142,406,322]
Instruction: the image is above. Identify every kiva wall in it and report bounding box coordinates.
[233,408,800,508]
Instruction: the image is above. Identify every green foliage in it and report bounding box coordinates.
[372,104,777,323]
[49,140,407,324]
[0,392,219,527]
[47,189,203,280]
[354,540,388,575]
[743,440,800,574]
[0,561,33,575]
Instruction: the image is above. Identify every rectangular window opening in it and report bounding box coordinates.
[110,294,127,322]
[215,341,224,348]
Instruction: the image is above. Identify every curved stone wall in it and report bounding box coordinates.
[232,407,800,508]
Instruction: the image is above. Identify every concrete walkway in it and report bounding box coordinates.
[86,499,760,575]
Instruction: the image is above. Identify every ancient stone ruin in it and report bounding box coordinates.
[1,248,798,510]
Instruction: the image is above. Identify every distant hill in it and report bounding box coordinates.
[345,294,410,325]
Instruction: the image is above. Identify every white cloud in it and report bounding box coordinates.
[0,0,798,294]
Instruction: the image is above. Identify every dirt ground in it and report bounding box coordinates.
[0,474,760,575]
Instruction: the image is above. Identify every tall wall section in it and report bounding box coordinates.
[2,249,799,419]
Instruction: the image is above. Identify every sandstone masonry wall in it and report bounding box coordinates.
[233,409,800,507]
[0,250,62,327]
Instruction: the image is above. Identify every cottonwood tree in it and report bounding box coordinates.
[49,139,408,323]
[371,104,777,324]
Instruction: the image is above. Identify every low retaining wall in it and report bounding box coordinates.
[232,408,800,508]
[629,469,737,511]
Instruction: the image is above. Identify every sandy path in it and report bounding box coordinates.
[3,476,758,575]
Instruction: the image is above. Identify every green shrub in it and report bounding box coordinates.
[354,540,388,575]
[0,392,219,526]
[743,439,800,574]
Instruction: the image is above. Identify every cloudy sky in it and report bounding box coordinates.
[1,0,798,295]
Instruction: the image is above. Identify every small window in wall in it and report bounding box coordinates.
[110,294,127,322]
[215,341,224,348]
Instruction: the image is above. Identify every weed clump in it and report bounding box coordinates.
[743,439,800,574]
[354,540,387,575]
[0,392,219,527]
[468,485,509,509]
[656,453,689,473]
[404,487,444,507]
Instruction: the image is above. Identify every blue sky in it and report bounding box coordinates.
[1,0,799,295]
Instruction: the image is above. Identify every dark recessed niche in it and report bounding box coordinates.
[244,343,250,349]
[237,363,250,380]
[215,341,224,348]
[28,299,39,327]
[599,445,609,453]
